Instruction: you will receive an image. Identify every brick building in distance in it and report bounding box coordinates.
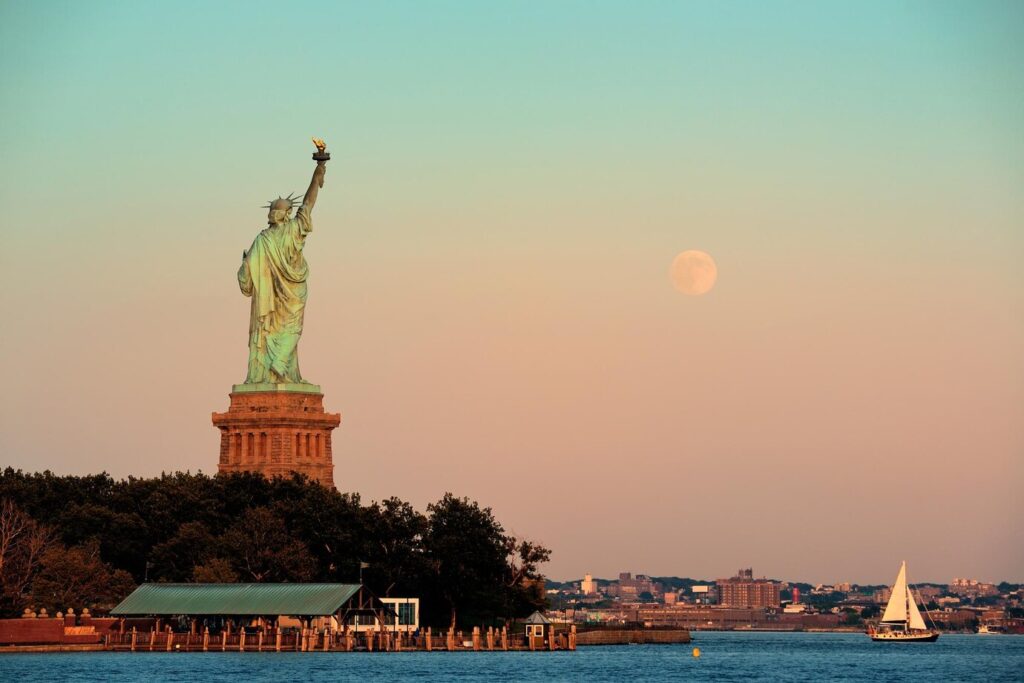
[717,568,781,608]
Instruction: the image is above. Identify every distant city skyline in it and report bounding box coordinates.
[1,2,1021,585]
[548,570,1018,587]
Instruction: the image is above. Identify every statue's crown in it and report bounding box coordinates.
[263,192,300,211]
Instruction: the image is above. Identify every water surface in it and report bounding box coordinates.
[1,632,1020,681]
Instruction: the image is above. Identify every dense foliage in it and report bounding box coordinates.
[0,469,549,626]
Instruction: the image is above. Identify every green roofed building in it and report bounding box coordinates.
[112,583,393,622]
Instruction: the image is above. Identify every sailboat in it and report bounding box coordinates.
[868,561,939,642]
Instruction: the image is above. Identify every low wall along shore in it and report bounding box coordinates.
[574,629,692,646]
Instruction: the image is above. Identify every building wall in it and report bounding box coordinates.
[718,579,781,608]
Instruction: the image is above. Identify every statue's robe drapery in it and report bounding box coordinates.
[238,205,313,384]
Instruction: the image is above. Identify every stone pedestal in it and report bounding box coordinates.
[212,386,341,487]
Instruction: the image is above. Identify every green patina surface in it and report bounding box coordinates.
[111,583,361,616]
[232,382,322,394]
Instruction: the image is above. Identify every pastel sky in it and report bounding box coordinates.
[1,1,1021,584]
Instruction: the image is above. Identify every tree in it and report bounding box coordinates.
[840,608,861,626]
[149,522,216,582]
[31,539,135,613]
[504,538,551,618]
[860,605,880,619]
[361,497,429,596]
[193,558,238,583]
[0,471,552,625]
[0,499,55,615]
[219,507,314,582]
[424,494,510,628]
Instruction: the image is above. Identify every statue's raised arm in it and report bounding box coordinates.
[303,137,330,213]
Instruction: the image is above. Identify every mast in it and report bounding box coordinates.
[904,560,910,631]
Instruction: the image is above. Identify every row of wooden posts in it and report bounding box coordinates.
[107,624,577,652]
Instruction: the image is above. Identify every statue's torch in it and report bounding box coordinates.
[312,137,330,162]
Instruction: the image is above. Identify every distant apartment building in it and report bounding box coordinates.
[608,572,660,599]
[949,578,998,598]
[581,573,597,595]
[717,568,781,609]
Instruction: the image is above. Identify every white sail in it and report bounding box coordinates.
[881,561,908,624]
[908,588,927,630]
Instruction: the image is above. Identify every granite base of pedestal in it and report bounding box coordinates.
[212,390,341,488]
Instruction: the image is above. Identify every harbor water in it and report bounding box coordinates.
[1,632,1021,681]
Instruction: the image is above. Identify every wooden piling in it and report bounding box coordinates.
[258,630,264,652]
[239,630,246,652]
[501,626,508,651]
[166,632,173,652]
[425,627,432,652]
[472,626,481,651]
[275,629,281,652]
[569,625,576,651]
[202,627,209,652]
[130,627,137,652]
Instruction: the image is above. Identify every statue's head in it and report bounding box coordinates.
[264,193,300,225]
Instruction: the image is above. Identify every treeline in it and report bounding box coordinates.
[0,469,549,627]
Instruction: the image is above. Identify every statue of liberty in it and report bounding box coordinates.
[236,138,329,387]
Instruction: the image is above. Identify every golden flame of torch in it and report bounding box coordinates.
[312,137,326,153]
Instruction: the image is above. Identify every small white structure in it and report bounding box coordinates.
[343,597,420,633]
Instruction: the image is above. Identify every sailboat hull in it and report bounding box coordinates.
[869,631,939,643]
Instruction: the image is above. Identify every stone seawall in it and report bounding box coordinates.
[574,629,691,646]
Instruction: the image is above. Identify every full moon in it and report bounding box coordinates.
[670,250,718,295]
